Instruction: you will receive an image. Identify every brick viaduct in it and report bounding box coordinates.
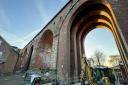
[19,0,128,83]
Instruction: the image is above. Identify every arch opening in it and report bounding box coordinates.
[34,30,54,70]
[83,28,126,83]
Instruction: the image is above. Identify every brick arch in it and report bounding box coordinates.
[70,0,127,80]
[59,0,128,82]
[34,30,54,69]
[39,30,53,48]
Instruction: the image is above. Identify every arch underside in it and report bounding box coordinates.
[70,0,128,80]
[33,30,54,69]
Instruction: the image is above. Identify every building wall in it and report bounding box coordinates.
[0,36,19,74]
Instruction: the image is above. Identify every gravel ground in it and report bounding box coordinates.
[0,73,25,85]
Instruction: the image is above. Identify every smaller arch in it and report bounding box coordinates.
[24,46,33,71]
[37,30,54,69]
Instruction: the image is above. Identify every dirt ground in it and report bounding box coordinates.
[0,73,25,85]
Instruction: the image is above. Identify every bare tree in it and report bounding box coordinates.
[92,50,105,66]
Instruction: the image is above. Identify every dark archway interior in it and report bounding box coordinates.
[22,48,27,67]
[25,46,33,71]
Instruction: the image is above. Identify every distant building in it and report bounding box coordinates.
[109,55,127,79]
[109,55,121,67]
[0,36,19,74]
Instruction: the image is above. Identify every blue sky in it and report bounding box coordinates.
[84,28,119,58]
[0,0,68,48]
[0,0,119,58]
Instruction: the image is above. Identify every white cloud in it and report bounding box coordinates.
[0,28,26,48]
[23,28,42,41]
[34,0,50,24]
[0,1,45,49]
[0,27,42,49]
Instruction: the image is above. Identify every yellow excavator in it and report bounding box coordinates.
[81,57,111,85]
